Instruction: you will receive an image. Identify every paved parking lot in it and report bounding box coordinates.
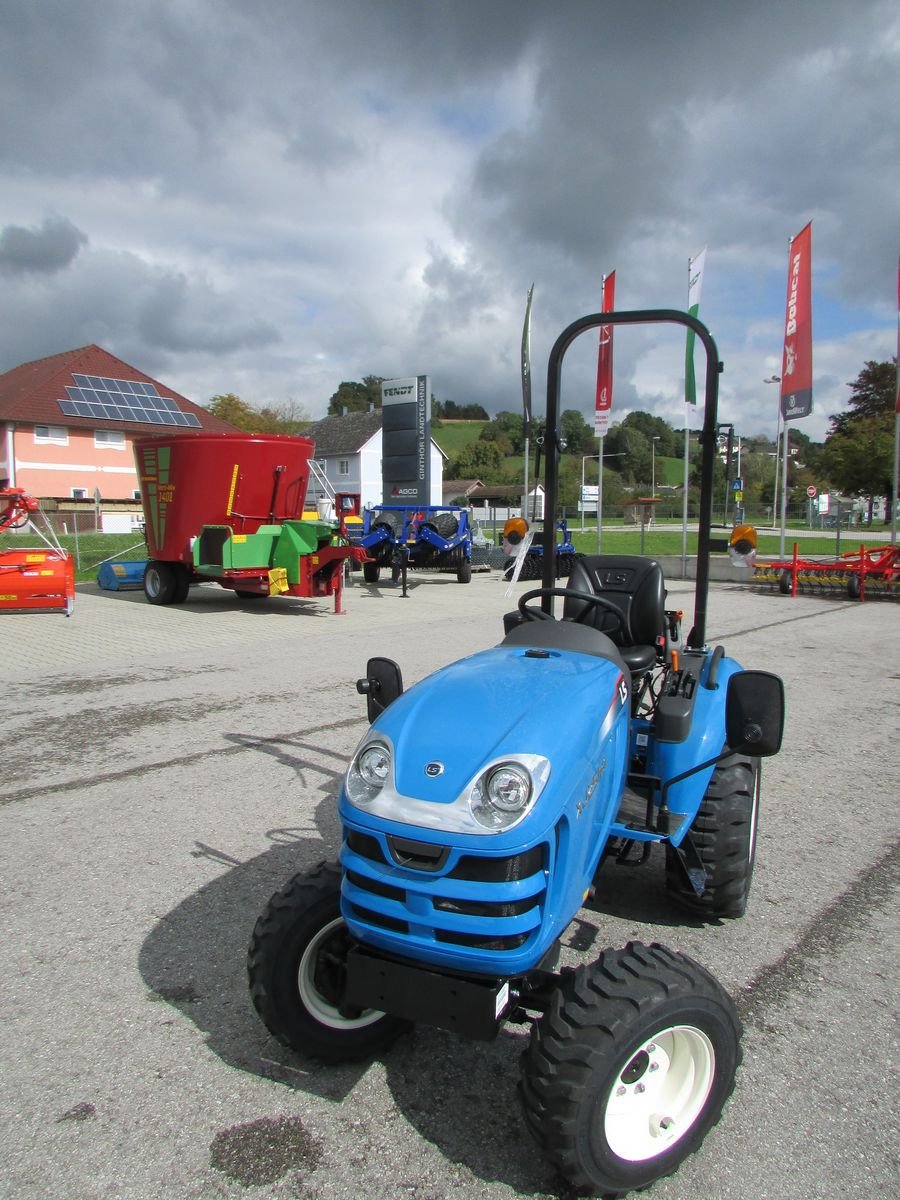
[2,572,898,1199]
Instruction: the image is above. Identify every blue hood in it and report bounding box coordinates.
[374,643,625,806]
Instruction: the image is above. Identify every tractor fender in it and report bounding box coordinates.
[649,653,744,826]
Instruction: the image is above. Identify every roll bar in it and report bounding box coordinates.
[540,308,722,649]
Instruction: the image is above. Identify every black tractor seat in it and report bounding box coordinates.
[563,555,666,676]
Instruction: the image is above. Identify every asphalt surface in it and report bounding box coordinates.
[2,569,898,1200]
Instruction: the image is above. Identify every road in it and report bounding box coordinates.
[1,571,898,1200]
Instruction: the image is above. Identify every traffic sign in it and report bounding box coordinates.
[807,485,817,498]
[731,478,743,492]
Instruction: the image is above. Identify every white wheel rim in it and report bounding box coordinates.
[603,1025,715,1161]
[297,916,384,1031]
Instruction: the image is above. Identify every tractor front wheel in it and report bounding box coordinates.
[520,942,741,1197]
[665,755,760,918]
[247,862,411,1062]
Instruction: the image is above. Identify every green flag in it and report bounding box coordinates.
[685,247,707,404]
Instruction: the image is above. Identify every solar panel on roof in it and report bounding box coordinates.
[57,375,201,428]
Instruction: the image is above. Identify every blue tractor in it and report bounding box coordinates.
[248,310,785,1196]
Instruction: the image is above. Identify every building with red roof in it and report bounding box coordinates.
[0,344,235,505]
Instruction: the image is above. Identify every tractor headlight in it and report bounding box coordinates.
[486,765,531,811]
[470,759,547,830]
[346,739,392,804]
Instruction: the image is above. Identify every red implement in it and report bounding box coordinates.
[0,488,75,615]
[754,542,899,601]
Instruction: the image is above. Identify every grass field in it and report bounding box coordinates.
[4,516,889,583]
[566,527,879,559]
[430,420,487,460]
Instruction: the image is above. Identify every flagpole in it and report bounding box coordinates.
[893,257,899,545]
[681,421,689,575]
[597,436,604,554]
[521,284,534,525]
[780,229,790,563]
[594,271,615,552]
[892,412,898,546]
[779,417,789,556]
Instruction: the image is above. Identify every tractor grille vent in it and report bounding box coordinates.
[342,831,547,958]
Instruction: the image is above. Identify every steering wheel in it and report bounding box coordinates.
[517,587,626,637]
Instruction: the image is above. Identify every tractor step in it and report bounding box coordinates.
[612,785,661,835]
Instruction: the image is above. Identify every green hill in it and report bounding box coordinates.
[430,420,488,462]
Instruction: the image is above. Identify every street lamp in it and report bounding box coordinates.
[651,436,661,497]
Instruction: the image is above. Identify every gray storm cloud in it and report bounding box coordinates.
[0,0,895,435]
[0,216,87,275]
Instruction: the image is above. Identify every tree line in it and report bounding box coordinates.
[204,360,897,523]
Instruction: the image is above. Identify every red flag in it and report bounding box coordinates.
[895,255,899,413]
[780,222,813,420]
[594,271,616,437]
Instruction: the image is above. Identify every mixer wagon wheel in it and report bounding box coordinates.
[172,565,191,603]
[248,862,411,1063]
[520,941,741,1196]
[144,561,179,605]
[665,756,760,919]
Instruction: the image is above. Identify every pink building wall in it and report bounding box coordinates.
[13,426,141,499]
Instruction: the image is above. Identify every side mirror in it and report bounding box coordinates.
[356,657,404,724]
[726,670,785,757]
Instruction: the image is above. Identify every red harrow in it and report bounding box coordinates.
[0,488,75,615]
[753,541,899,601]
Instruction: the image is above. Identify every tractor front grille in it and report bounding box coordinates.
[342,827,548,962]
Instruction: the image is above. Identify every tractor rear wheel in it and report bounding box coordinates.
[520,942,741,1197]
[247,861,411,1062]
[665,756,760,918]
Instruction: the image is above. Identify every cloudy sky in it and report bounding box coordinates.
[1,0,897,441]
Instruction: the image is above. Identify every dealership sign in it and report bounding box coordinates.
[381,375,431,506]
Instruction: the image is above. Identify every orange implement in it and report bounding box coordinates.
[0,547,75,615]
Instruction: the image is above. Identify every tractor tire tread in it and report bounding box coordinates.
[665,757,759,919]
[520,942,741,1196]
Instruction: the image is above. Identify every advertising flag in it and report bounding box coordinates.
[896,255,899,413]
[521,284,534,434]
[780,222,813,420]
[684,247,706,405]
[594,271,616,437]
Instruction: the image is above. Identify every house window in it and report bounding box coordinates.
[337,459,350,476]
[71,488,88,500]
[94,429,126,449]
[34,424,68,446]
[132,489,142,501]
